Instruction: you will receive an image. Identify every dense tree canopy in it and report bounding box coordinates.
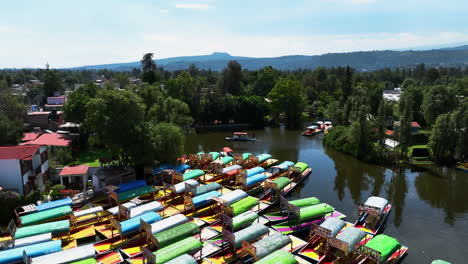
[268,78,307,128]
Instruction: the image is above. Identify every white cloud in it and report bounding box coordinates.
[175,3,213,10]
[159,9,169,14]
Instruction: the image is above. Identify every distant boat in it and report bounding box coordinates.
[456,163,468,173]
[225,132,256,142]
[302,125,321,136]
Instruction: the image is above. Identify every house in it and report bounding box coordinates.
[26,111,63,130]
[45,96,66,110]
[0,145,49,195]
[383,88,402,102]
[411,122,421,132]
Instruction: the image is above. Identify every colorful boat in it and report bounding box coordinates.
[225,132,256,142]
[354,196,392,235]
[269,196,346,235]
[302,125,322,136]
[456,162,468,173]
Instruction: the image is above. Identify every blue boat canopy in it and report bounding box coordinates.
[36,198,72,211]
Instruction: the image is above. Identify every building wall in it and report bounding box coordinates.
[32,152,41,170]
[0,159,24,195]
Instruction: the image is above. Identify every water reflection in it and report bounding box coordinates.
[324,145,387,205]
[385,171,408,227]
[415,169,468,225]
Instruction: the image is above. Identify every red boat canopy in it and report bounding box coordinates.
[223,147,233,153]
[234,132,248,135]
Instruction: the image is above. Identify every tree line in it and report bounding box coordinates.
[1,54,467,166]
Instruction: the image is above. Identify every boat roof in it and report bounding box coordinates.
[364,196,389,212]
[234,132,248,135]
[307,125,318,129]
[316,121,324,124]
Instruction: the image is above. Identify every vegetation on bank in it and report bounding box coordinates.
[1,55,468,168]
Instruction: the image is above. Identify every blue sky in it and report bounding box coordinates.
[1,0,468,68]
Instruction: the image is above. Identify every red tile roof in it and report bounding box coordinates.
[24,133,71,146]
[0,145,39,160]
[60,165,90,176]
[22,132,41,142]
[385,130,394,136]
[411,122,421,128]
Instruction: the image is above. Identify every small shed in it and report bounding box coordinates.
[59,165,90,191]
[411,122,421,132]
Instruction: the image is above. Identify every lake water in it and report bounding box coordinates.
[186,126,468,264]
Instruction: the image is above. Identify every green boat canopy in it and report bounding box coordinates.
[117,185,155,202]
[254,250,298,264]
[232,211,259,230]
[365,234,401,263]
[231,196,259,216]
[14,220,70,239]
[153,236,202,264]
[273,177,290,190]
[293,162,308,173]
[153,222,200,248]
[20,205,72,226]
[243,153,253,160]
[209,152,221,160]
[220,156,234,165]
[70,258,97,264]
[299,203,334,221]
[183,169,205,180]
[290,197,320,207]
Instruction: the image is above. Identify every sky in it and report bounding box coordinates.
[1,0,468,68]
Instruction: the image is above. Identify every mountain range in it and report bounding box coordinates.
[70,45,468,72]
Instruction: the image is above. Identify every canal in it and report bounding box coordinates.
[186,126,468,264]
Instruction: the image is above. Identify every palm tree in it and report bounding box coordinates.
[141,53,156,73]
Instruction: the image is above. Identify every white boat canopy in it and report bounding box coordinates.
[307,125,319,129]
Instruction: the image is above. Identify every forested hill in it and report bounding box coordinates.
[71,47,468,72]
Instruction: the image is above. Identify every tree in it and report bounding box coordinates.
[376,99,386,147]
[166,72,201,118]
[268,78,307,128]
[429,113,456,164]
[220,61,243,95]
[422,85,455,125]
[63,83,98,123]
[453,98,468,161]
[0,82,25,145]
[399,95,413,156]
[150,123,185,164]
[85,90,145,162]
[141,53,158,84]
[43,69,65,96]
[141,53,156,73]
[148,97,193,127]
[115,73,130,89]
[0,112,23,145]
[252,66,279,97]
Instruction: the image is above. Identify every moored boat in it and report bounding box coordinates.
[225,132,256,142]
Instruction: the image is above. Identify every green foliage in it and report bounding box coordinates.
[149,96,193,127]
[220,61,243,95]
[0,83,25,146]
[43,69,65,96]
[323,125,383,163]
[422,85,455,125]
[150,122,185,163]
[85,89,145,156]
[63,82,98,123]
[252,66,279,96]
[268,78,307,128]
[429,113,456,164]
[53,147,74,166]
[0,189,43,225]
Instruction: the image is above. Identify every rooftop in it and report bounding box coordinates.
[0,145,39,160]
[23,133,71,146]
[60,165,90,176]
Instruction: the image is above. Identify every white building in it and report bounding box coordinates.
[0,145,49,195]
[383,87,402,102]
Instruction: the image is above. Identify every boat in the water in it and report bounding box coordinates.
[456,162,468,173]
[302,125,322,136]
[225,132,256,142]
[354,196,391,235]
